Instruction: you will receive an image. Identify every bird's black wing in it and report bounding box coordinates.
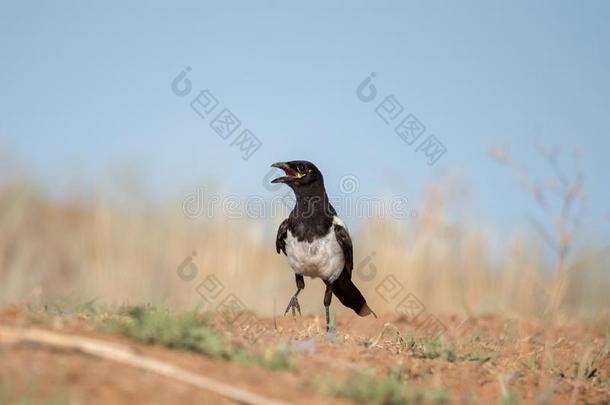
[334,224,353,277]
[276,219,289,255]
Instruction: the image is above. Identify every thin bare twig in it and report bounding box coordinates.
[0,326,288,405]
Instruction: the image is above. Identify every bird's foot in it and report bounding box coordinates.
[284,295,301,317]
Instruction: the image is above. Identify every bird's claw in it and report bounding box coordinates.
[284,295,301,317]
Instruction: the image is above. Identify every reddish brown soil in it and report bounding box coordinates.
[0,308,608,404]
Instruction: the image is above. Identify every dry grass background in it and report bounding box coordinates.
[1,164,608,322]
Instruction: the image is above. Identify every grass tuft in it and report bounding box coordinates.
[461,351,497,363]
[96,305,294,370]
[410,336,457,362]
[319,370,449,405]
[98,305,231,358]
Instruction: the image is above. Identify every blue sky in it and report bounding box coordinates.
[1,1,609,240]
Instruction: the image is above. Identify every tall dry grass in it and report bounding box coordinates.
[0,171,608,321]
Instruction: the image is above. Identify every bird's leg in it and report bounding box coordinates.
[284,274,304,317]
[324,283,333,333]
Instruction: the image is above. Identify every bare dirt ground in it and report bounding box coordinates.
[0,307,608,404]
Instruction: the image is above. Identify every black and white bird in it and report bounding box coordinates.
[271,160,377,331]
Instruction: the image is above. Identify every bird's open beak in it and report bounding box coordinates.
[271,162,303,183]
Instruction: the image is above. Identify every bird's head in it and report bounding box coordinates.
[270,160,323,189]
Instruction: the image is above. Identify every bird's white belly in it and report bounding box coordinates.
[285,229,345,283]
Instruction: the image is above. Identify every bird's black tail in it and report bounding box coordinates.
[333,270,377,318]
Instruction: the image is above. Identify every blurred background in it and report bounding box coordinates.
[1,1,609,319]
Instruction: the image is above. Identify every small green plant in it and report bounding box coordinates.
[572,361,598,380]
[98,305,232,358]
[234,343,295,370]
[462,351,497,363]
[319,370,449,405]
[319,370,409,405]
[411,336,456,362]
[258,344,294,370]
[421,337,443,359]
[96,305,294,370]
[393,329,416,353]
